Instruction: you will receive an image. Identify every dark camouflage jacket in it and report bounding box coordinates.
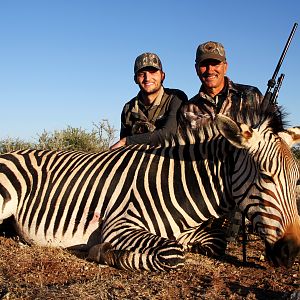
[181,77,263,128]
[121,88,187,145]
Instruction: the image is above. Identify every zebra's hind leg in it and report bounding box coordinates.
[87,239,185,271]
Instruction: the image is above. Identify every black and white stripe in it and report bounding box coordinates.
[0,109,299,271]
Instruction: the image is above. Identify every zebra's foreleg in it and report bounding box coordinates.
[87,238,185,271]
[189,228,227,257]
[184,218,228,257]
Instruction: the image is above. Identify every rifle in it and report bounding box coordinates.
[264,22,298,104]
[241,23,298,264]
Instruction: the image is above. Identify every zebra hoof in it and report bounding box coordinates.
[87,242,112,264]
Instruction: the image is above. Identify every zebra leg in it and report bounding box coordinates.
[87,237,185,271]
[87,242,113,264]
[187,218,228,257]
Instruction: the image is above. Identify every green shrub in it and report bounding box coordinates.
[0,120,116,154]
[292,145,300,160]
[0,138,34,154]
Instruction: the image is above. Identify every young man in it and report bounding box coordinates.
[181,41,263,128]
[110,52,187,149]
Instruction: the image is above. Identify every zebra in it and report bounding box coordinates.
[0,107,299,271]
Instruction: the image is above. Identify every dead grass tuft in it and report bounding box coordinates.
[0,234,299,299]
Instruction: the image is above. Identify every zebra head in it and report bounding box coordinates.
[215,113,300,268]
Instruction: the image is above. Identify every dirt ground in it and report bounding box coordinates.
[0,225,299,300]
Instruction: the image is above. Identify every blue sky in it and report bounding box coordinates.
[0,1,299,142]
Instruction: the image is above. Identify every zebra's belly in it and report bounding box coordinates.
[13,217,103,250]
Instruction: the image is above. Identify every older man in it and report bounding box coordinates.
[181,41,263,128]
[181,41,264,242]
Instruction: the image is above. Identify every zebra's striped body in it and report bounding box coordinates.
[0,111,299,271]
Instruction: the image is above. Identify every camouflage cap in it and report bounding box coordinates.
[195,41,226,64]
[134,53,162,74]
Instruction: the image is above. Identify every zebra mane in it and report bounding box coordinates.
[230,100,287,133]
[169,102,287,147]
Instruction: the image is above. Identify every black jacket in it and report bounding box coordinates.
[120,88,187,145]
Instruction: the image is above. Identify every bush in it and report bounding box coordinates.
[0,138,34,154]
[0,120,116,154]
[292,145,300,160]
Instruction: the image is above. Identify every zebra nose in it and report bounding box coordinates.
[266,236,300,268]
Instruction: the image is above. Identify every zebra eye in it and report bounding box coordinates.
[261,173,274,183]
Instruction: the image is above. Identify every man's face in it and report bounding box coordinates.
[196,59,228,91]
[135,67,165,95]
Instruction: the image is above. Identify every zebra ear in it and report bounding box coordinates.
[215,114,254,149]
[278,127,300,147]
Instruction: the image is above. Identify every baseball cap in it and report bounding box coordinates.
[195,41,226,64]
[134,52,162,74]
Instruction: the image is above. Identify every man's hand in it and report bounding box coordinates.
[110,138,127,150]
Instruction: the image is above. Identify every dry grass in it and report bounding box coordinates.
[0,230,299,300]
[0,197,299,299]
